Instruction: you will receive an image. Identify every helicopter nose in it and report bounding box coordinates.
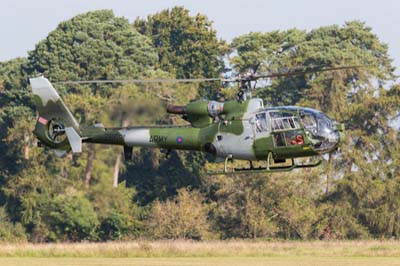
[328,131,340,147]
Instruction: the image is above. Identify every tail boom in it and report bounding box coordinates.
[30,76,204,157]
[85,127,202,151]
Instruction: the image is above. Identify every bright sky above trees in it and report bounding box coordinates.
[1,0,399,75]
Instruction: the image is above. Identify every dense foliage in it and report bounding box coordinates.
[0,8,399,242]
[134,6,228,98]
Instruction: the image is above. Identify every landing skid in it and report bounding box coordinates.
[208,153,322,175]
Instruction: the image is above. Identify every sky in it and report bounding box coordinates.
[1,0,399,76]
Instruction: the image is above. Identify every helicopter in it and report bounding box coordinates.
[29,65,355,174]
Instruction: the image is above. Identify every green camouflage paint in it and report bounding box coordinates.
[30,76,342,168]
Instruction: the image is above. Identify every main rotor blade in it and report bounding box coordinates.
[55,78,221,85]
[253,65,363,80]
[54,65,363,85]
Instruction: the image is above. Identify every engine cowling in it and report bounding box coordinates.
[167,101,224,128]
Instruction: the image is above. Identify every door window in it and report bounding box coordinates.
[270,111,300,131]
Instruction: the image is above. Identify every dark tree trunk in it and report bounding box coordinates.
[113,154,122,188]
[85,145,95,188]
[24,130,30,160]
[326,153,333,195]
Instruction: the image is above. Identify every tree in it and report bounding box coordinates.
[25,10,157,81]
[1,10,159,241]
[0,59,49,240]
[230,22,394,107]
[230,29,307,103]
[209,174,277,239]
[46,193,99,241]
[1,8,399,241]
[227,21,398,239]
[134,6,227,79]
[134,6,228,98]
[0,207,27,242]
[0,58,32,172]
[89,180,142,240]
[129,7,229,201]
[23,10,159,187]
[146,188,211,239]
[230,30,306,75]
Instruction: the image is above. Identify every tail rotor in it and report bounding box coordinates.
[30,76,82,153]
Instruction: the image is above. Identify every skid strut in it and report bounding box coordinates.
[209,153,322,175]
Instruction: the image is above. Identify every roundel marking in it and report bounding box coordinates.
[176,136,184,144]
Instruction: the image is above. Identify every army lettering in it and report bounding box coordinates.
[149,135,167,143]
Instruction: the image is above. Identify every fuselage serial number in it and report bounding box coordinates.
[149,135,167,143]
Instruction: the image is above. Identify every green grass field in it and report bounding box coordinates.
[1,257,400,266]
[1,240,400,266]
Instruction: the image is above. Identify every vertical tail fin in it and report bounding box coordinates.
[30,76,82,153]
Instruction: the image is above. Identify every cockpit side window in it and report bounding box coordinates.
[255,112,267,133]
[299,109,339,152]
[318,115,333,130]
[301,113,316,128]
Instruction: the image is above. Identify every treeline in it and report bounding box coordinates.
[0,7,399,242]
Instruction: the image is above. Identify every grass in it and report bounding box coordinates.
[1,257,400,266]
[1,241,400,266]
[0,240,400,258]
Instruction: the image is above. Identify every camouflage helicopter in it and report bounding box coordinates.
[30,65,355,174]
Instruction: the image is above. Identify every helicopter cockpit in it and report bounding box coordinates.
[259,107,341,154]
[298,108,340,153]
